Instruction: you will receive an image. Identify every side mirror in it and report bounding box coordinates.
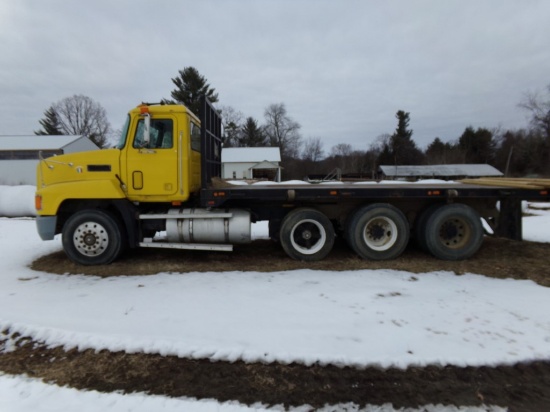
[143,113,151,146]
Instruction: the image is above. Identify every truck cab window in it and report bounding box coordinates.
[190,122,201,152]
[116,115,131,149]
[133,119,173,149]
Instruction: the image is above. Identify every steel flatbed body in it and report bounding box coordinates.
[200,182,550,208]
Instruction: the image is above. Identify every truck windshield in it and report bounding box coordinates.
[116,115,131,149]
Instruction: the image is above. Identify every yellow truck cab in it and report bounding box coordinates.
[35,99,243,265]
[36,103,202,215]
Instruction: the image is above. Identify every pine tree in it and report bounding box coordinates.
[165,67,218,115]
[35,106,62,135]
[458,127,495,164]
[239,117,266,147]
[393,110,413,141]
[383,110,424,165]
[425,137,448,164]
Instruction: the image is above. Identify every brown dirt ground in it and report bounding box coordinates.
[2,237,550,411]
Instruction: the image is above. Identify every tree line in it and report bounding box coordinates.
[215,81,550,179]
[35,68,550,179]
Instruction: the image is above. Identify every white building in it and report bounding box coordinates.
[0,135,99,185]
[221,147,282,182]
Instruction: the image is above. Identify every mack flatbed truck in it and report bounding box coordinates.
[35,97,550,265]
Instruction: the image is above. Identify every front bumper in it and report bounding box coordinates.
[36,216,57,240]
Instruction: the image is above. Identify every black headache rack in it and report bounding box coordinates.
[199,95,222,190]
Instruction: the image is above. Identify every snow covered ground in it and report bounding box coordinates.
[1,185,549,412]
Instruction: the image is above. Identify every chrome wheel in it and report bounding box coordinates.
[63,210,122,265]
[73,221,109,256]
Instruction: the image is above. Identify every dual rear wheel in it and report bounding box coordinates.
[416,203,484,260]
[345,204,410,260]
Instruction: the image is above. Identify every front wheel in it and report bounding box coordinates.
[345,204,410,260]
[62,210,123,265]
[279,208,335,261]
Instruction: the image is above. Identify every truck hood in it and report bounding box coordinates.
[37,149,121,188]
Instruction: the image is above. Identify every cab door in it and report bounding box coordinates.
[125,116,178,197]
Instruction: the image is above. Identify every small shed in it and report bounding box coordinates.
[0,135,99,185]
[379,164,504,181]
[222,147,282,182]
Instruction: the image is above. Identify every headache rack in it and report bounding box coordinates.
[199,95,223,190]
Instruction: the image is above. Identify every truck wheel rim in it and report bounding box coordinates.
[73,221,109,256]
[438,217,471,249]
[290,219,327,255]
[363,217,398,251]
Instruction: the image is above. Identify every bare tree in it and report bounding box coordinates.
[330,143,353,158]
[349,149,368,175]
[302,137,324,162]
[519,84,550,139]
[219,105,244,147]
[369,134,391,177]
[263,103,302,159]
[329,143,354,173]
[46,94,111,147]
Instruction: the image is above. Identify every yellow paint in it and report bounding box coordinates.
[36,180,125,215]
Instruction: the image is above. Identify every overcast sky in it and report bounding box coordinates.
[1,0,549,151]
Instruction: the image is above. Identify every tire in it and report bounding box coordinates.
[345,203,409,260]
[424,204,484,260]
[413,204,443,252]
[62,210,123,265]
[279,208,335,261]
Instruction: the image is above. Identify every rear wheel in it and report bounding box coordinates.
[345,204,409,260]
[62,210,123,265]
[423,204,483,260]
[279,208,335,261]
[413,204,443,252]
